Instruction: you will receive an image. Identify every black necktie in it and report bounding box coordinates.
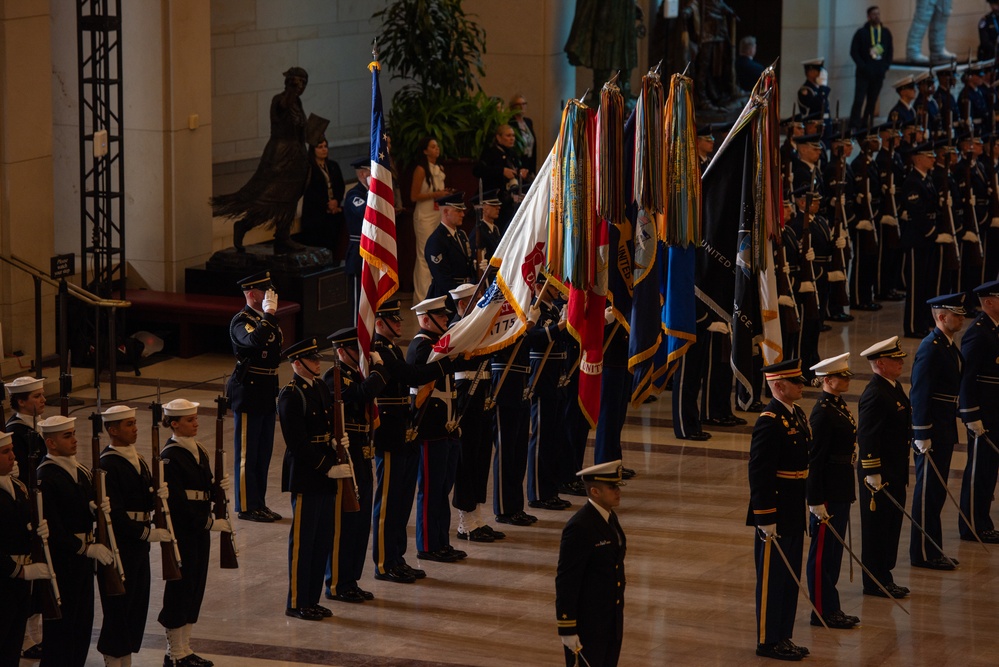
[609,512,622,545]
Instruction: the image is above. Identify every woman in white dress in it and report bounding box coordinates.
[410,137,450,302]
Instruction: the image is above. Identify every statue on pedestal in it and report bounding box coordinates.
[564,0,642,105]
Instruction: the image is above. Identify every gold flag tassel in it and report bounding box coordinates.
[661,73,700,247]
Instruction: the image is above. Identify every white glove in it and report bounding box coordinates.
[782,261,790,274]
[369,351,383,366]
[804,247,816,262]
[935,233,954,244]
[528,304,541,324]
[218,476,232,494]
[962,231,980,243]
[798,281,816,294]
[839,194,847,209]
[865,474,883,489]
[210,518,232,533]
[262,288,279,314]
[914,439,931,454]
[35,519,49,541]
[86,544,114,565]
[758,523,777,538]
[93,498,111,516]
[478,258,488,271]
[967,420,986,437]
[21,563,51,581]
[856,220,875,231]
[559,305,568,324]
[327,464,353,479]
[147,528,173,543]
[156,483,169,500]
[707,321,730,334]
[827,270,846,282]
[560,635,582,652]
[604,306,615,324]
[992,217,999,229]
[809,504,831,521]
[835,236,847,249]
[881,215,898,227]
[778,295,795,307]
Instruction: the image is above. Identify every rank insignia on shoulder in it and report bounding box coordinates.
[761,411,776,418]
[431,254,443,264]
[244,323,255,333]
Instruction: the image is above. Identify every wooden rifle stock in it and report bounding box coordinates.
[213,393,239,568]
[856,144,880,256]
[28,453,61,619]
[332,359,361,513]
[149,398,182,580]
[773,241,800,335]
[882,133,902,248]
[90,412,126,596]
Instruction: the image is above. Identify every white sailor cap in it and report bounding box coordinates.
[860,336,907,359]
[37,415,76,434]
[448,283,477,302]
[101,405,136,423]
[913,71,933,85]
[411,296,451,316]
[810,352,853,377]
[801,58,824,69]
[893,75,916,90]
[0,431,12,448]
[576,459,625,486]
[4,376,45,396]
[162,399,199,417]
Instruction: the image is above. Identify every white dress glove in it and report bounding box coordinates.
[962,231,980,244]
[218,476,232,494]
[86,544,114,565]
[809,505,830,521]
[528,304,541,324]
[369,351,383,366]
[560,635,582,652]
[327,464,353,479]
[210,518,232,533]
[21,563,51,581]
[478,258,488,271]
[835,236,847,249]
[147,528,173,543]
[798,281,816,294]
[262,288,279,314]
[35,519,49,541]
[156,483,169,500]
[935,233,954,244]
[707,321,731,334]
[604,306,615,324]
[865,474,883,489]
[804,247,816,262]
[856,220,875,231]
[914,440,931,454]
[881,214,898,227]
[967,420,986,437]
[992,217,999,229]
[778,295,795,307]
[782,261,790,274]
[758,523,777,538]
[827,270,846,282]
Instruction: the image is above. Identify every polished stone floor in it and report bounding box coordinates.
[29,296,999,666]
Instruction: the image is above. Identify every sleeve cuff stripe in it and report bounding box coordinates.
[861,460,881,468]
[557,621,577,627]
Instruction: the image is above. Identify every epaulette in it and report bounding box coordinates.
[760,411,777,418]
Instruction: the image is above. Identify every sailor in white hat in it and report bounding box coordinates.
[4,376,46,484]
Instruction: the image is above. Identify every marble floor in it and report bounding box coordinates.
[23,295,999,666]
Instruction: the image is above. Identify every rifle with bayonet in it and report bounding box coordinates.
[214,388,239,568]
[855,129,880,256]
[331,358,361,513]
[935,137,963,272]
[28,449,61,619]
[89,398,126,595]
[827,121,851,307]
[150,381,182,580]
[880,115,902,249]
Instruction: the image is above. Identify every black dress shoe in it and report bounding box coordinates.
[780,639,809,656]
[559,481,588,497]
[851,302,882,311]
[972,529,999,544]
[480,525,506,539]
[528,498,569,510]
[495,512,533,526]
[515,510,538,523]
[441,545,468,559]
[820,323,833,332]
[457,526,495,542]
[677,431,711,441]
[417,549,460,563]
[811,611,857,629]
[621,467,637,480]
[237,509,275,523]
[399,561,426,579]
[186,655,215,667]
[353,586,374,600]
[755,642,802,661]
[261,506,283,520]
[889,583,910,597]
[285,606,324,621]
[738,401,765,413]
[911,556,957,570]
[373,566,415,583]
[327,588,365,603]
[836,611,860,625]
[22,643,42,660]
[309,604,333,617]
[827,313,854,323]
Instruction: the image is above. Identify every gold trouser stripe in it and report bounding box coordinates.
[330,481,344,587]
[376,452,391,573]
[239,413,248,508]
[760,537,771,645]
[290,493,303,608]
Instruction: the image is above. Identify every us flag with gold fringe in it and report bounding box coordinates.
[357,54,398,376]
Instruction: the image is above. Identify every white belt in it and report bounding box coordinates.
[126,511,151,522]
[491,363,530,374]
[455,371,491,380]
[185,490,209,501]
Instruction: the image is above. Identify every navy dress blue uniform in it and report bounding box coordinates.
[343,179,368,316]
[158,437,213,630]
[957,301,999,540]
[369,330,449,579]
[527,299,568,504]
[798,81,831,129]
[36,456,96,667]
[805,391,857,622]
[425,223,474,299]
[747,395,809,649]
[228,284,283,517]
[98,446,155,658]
[278,370,337,612]
[555,492,626,666]
[909,325,964,566]
[958,82,988,127]
[0,472,33,666]
[901,163,940,337]
[322,358,386,598]
[888,100,916,127]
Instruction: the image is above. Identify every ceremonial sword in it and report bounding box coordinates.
[820,516,909,614]
[867,480,958,567]
[922,449,989,551]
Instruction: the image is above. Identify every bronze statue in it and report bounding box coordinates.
[211,67,316,253]
[564,0,641,105]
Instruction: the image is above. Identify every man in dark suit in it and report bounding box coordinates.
[909,293,966,570]
[735,36,766,92]
[747,359,810,662]
[849,6,893,129]
[425,192,474,300]
[555,460,626,667]
[857,336,912,598]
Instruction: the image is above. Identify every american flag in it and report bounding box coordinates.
[357,55,398,376]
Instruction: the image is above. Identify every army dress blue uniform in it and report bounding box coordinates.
[0,472,33,665]
[343,180,368,317]
[747,399,810,649]
[36,456,96,667]
[957,305,999,540]
[98,446,156,658]
[424,223,474,300]
[594,324,631,464]
[805,392,857,623]
[322,360,386,599]
[470,217,501,263]
[228,304,283,516]
[909,326,963,566]
[278,373,337,613]
[527,300,568,505]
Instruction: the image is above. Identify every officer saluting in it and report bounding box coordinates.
[798,59,831,133]
[747,359,810,662]
[228,271,283,523]
[555,460,626,667]
[425,192,475,299]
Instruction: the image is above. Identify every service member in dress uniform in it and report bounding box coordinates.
[804,354,860,630]
[555,460,626,667]
[875,122,906,301]
[889,76,918,127]
[747,359,810,662]
[278,339,343,621]
[914,71,940,133]
[158,399,231,666]
[97,405,171,667]
[5,376,47,484]
[425,192,475,300]
[957,280,999,543]
[932,65,960,127]
[228,271,283,523]
[856,336,912,599]
[901,141,942,338]
[798,59,831,132]
[369,300,450,583]
[0,430,51,665]
[322,328,387,603]
[406,297,467,563]
[343,157,371,319]
[35,415,112,667]
[910,293,966,570]
[959,63,989,127]
[469,189,503,266]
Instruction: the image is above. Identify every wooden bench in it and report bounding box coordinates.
[124,289,300,358]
